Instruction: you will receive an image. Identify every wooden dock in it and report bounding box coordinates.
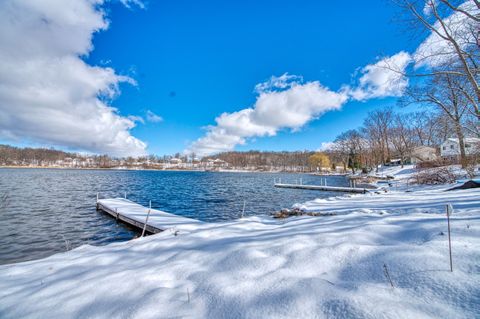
[96,198,203,234]
[274,183,368,194]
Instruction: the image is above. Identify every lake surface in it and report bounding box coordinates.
[0,168,349,264]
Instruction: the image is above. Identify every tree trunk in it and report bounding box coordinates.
[454,122,467,168]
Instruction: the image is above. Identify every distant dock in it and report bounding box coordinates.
[274,183,368,194]
[96,197,203,234]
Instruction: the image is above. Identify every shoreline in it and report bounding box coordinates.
[0,165,320,174]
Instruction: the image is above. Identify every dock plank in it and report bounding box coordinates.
[97,198,203,234]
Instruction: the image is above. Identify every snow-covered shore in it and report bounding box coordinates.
[0,167,479,318]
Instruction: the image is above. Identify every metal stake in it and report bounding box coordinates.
[447,204,453,272]
[141,200,152,237]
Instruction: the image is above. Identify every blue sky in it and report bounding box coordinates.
[1,0,430,157]
[86,0,417,155]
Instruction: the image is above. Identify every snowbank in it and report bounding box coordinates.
[1,183,479,318]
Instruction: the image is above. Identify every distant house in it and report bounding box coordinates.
[213,159,228,168]
[169,158,182,165]
[204,158,229,169]
[410,146,438,164]
[440,138,480,159]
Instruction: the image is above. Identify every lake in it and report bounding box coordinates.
[0,168,349,264]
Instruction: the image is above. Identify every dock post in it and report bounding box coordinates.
[124,192,127,199]
[241,200,246,218]
[96,192,99,203]
[141,200,152,237]
[325,178,327,186]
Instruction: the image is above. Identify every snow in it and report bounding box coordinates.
[0,166,479,318]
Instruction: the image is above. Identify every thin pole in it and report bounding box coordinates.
[96,192,99,202]
[141,200,152,237]
[241,200,246,218]
[383,263,394,288]
[447,204,453,272]
[124,192,127,199]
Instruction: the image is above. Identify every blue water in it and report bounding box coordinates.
[0,168,348,264]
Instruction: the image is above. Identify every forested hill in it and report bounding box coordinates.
[0,144,79,163]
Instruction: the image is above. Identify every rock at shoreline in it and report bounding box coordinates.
[272,208,336,219]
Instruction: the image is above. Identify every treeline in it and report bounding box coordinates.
[0,145,82,164]
[329,107,479,173]
[0,144,322,172]
[203,151,316,171]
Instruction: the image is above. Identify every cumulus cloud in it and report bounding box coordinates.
[0,0,147,157]
[187,75,348,156]
[146,110,163,123]
[348,51,412,101]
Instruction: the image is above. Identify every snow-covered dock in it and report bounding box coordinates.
[96,198,203,234]
[274,183,368,193]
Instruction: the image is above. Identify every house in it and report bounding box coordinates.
[203,158,229,169]
[213,158,228,168]
[440,138,480,159]
[410,146,438,164]
[169,158,182,165]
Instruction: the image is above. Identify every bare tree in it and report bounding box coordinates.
[403,72,472,167]
[396,0,480,120]
[363,107,394,165]
[390,113,417,167]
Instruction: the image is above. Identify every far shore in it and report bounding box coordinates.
[0,165,330,174]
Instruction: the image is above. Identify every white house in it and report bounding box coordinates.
[410,146,438,164]
[440,138,480,159]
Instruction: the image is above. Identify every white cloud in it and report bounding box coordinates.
[0,0,147,157]
[254,73,303,94]
[187,75,348,156]
[120,0,145,9]
[146,110,163,123]
[317,142,336,152]
[414,1,478,68]
[128,115,145,124]
[423,0,436,15]
[348,51,412,101]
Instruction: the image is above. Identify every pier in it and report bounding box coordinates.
[96,197,203,234]
[274,183,368,194]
